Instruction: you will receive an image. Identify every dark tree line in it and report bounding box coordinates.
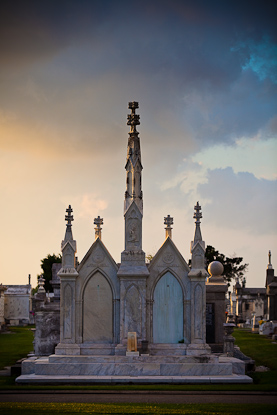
[32,253,61,295]
[205,245,248,286]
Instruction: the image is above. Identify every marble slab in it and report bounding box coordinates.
[16,374,253,384]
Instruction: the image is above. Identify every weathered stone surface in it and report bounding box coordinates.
[4,285,32,325]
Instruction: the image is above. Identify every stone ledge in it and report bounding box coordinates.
[15,374,253,384]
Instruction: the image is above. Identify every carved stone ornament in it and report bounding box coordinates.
[93,249,105,263]
[127,219,139,242]
[162,252,175,264]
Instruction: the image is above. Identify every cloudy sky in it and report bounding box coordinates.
[0,0,276,288]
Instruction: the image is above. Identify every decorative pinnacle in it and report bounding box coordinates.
[268,250,272,269]
[127,101,140,134]
[193,201,202,224]
[164,215,174,228]
[94,216,103,240]
[164,215,173,238]
[65,205,74,228]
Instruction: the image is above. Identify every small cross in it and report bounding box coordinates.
[164,215,173,239]
[193,201,202,224]
[65,205,74,227]
[164,215,174,228]
[94,216,104,240]
[127,101,140,133]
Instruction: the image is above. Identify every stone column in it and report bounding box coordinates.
[55,205,80,355]
[206,261,228,347]
[187,202,211,355]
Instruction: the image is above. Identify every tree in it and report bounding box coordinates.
[34,253,62,293]
[205,245,248,286]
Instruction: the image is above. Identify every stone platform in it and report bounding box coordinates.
[16,355,252,384]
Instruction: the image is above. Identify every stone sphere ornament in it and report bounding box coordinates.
[208,261,224,277]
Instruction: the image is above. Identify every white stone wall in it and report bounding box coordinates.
[4,285,31,325]
[0,289,6,326]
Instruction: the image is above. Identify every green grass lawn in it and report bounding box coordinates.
[0,402,276,415]
[233,328,277,370]
[0,326,34,370]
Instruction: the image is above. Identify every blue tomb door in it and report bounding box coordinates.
[153,271,183,343]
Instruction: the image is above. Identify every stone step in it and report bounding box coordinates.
[34,361,233,376]
[16,373,253,384]
[49,354,218,364]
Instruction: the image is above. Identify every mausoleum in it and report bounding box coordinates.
[17,102,251,384]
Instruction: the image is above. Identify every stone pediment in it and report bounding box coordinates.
[61,239,76,252]
[77,238,118,274]
[190,240,205,253]
[149,237,190,272]
[124,199,142,219]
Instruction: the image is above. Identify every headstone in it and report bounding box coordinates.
[126,332,139,356]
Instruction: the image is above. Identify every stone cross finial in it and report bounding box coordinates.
[65,205,74,228]
[268,250,272,269]
[164,215,173,238]
[193,201,202,224]
[94,216,104,240]
[127,101,140,134]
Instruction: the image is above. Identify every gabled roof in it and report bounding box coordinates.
[124,199,143,218]
[148,236,190,272]
[77,237,118,273]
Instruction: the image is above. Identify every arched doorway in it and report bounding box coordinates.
[83,272,113,343]
[153,271,183,343]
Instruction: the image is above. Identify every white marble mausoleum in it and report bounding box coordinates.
[17,102,252,384]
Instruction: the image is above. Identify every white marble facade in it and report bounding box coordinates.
[54,102,210,357]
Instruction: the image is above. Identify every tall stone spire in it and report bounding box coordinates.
[192,201,203,246]
[189,201,206,272]
[124,101,143,215]
[64,205,74,242]
[60,205,77,271]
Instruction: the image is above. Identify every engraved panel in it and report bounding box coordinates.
[83,272,113,343]
[124,285,142,338]
[194,284,203,339]
[64,284,72,339]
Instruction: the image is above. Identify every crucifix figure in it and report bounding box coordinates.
[94,216,104,240]
[164,215,173,239]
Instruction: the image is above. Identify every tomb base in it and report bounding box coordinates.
[186,343,211,356]
[17,354,252,383]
